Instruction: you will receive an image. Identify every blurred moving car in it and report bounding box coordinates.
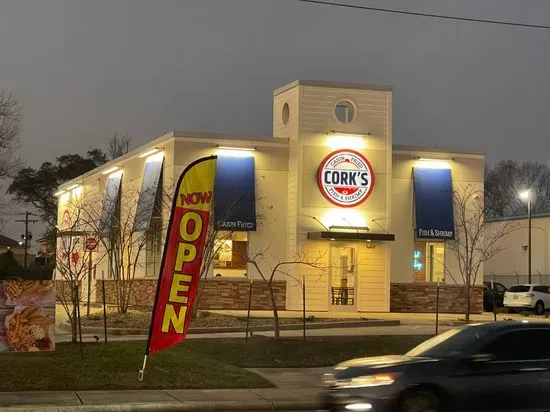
[503,284,550,315]
[483,281,506,312]
[321,321,550,412]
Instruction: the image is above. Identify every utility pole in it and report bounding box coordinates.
[15,212,39,268]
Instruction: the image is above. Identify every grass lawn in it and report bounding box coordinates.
[0,335,429,391]
[191,335,429,368]
[0,340,273,391]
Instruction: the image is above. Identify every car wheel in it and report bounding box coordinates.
[398,390,441,412]
[535,301,545,315]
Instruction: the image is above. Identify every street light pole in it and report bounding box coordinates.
[520,190,533,284]
[15,211,38,268]
[528,193,532,283]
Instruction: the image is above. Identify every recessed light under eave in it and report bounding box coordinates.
[216,146,256,157]
[101,166,120,175]
[139,148,160,158]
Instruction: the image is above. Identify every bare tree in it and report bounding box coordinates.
[242,246,325,338]
[485,160,550,218]
[108,133,131,160]
[445,184,518,321]
[0,90,22,179]
[55,202,106,343]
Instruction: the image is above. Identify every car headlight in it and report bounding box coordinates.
[334,373,399,389]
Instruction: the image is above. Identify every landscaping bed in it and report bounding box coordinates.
[0,335,428,391]
[80,310,360,330]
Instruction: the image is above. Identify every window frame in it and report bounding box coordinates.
[413,240,446,283]
[212,231,249,278]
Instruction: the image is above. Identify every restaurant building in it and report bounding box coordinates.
[55,80,485,314]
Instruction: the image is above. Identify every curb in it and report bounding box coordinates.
[1,400,322,411]
[63,320,401,336]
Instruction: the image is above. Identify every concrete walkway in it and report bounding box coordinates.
[209,309,549,324]
[55,323,455,343]
[0,388,321,411]
[248,368,330,389]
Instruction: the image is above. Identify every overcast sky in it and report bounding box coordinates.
[1,0,550,238]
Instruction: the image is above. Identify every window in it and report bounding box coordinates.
[481,329,550,361]
[413,241,445,282]
[213,231,248,277]
[509,285,530,293]
[282,103,290,125]
[334,100,355,123]
[145,169,163,277]
[533,286,549,294]
[495,283,507,293]
[407,326,487,358]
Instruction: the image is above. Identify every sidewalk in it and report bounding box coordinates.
[0,388,321,411]
[209,309,550,324]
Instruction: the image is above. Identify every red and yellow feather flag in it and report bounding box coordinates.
[139,156,216,379]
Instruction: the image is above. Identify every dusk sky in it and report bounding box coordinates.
[1,0,550,238]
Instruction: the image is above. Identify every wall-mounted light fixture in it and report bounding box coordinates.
[216,146,256,157]
[414,158,452,169]
[108,170,123,178]
[59,192,70,204]
[101,166,121,175]
[322,209,367,230]
[325,130,369,150]
[72,185,83,199]
[139,147,161,158]
[145,152,164,163]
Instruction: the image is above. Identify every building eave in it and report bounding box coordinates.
[393,144,486,159]
[273,79,393,96]
[57,131,289,191]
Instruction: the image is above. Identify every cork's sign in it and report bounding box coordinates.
[317,149,375,208]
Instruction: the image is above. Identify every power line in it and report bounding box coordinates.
[296,0,550,30]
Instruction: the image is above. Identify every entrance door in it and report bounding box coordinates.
[329,244,357,311]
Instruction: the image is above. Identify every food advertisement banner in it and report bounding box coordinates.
[0,280,55,352]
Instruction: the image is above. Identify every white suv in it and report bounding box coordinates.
[504,284,550,315]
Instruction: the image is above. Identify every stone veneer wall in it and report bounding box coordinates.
[94,279,286,310]
[55,280,82,302]
[390,283,483,313]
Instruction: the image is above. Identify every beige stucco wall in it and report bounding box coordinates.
[484,216,550,287]
[275,82,392,311]
[391,152,485,286]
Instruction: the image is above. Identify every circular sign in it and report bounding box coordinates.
[317,149,375,208]
[85,236,99,251]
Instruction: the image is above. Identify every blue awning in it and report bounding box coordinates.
[214,156,256,231]
[413,168,455,240]
[99,173,123,237]
[133,156,164,232]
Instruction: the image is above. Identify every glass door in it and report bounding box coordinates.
[426,242,445,282]
[329,244,357,310]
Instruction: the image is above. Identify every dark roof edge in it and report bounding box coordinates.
[393,144,485,157]
[274,80,393,96]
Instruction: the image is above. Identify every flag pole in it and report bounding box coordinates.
[138,355,148,381]
[137,155,217,381]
